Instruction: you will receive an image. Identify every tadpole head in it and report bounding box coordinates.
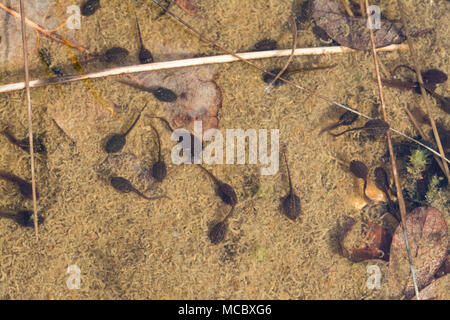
[262,68,288,87]
[363,119,389,137]
[19,182,38,200]
[209,221,228,244]
[374,167,389,192]
[422,69,448,85]
[81,0,101,16]
[339,111,358,125]
[218,183,238,207]
[16,210,44,227]
[110,176,134,193]
[282,193,301,221]
[104,47,129,64]
[349,160,368,180]
[152,87,177,102]
[139,48,154,64]
[105,135,126,153]
[152,161,167,182]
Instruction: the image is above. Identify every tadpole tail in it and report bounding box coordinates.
[329,126,363,137]
[149,124,162,161]
[117,80,156,94]
[198,165,220,185]
[147,115,175,132]
[0,212,15,220]
[223,206,235,222]
[318,122,341,136]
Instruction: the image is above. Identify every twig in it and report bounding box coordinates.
[365,0,420,300]
[396,0,450,181]
[265,14,297,92]
[341,0,354,17]
[0,45,408,93]
[0,2,87,52]
[18,0,39,241]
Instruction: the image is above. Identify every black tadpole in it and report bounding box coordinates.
[149,124,167,182]
[281,153,301,221]
[110,176,167,201]
[1,128,46,154]
[319,111,359,136]
[135,12,153,64]
[0,170,38,200]
[330,119,389,137]
[105,112,142,153]
[208,206,235,244]
[349,160,371,204]
[199,165,237,207]
[117,80,177,102]
[0,210,44,227]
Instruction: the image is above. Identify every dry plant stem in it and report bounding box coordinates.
[18,0,38,241]
[266,14,297,91]
[0,2,87,52]
[359,0,366,17]
[397,0,450,181]
[0,44,407,93]
[341,0,354,16]
[404,104,446,176]
[365,0,419,299]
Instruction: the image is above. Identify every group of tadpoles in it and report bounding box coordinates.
[1,0,448,248]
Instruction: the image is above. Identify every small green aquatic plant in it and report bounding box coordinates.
[253,245,269,262]
[425,174,442,202]
[405,148,429,199]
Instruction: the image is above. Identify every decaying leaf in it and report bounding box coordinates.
[388,207,449,299]
[411,275,450,300]
[341,220,392,262]
[126,66,222,139]
[176,0,199,17]
[312,0,406,50]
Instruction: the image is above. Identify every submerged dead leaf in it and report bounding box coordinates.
[126,66,222,139]
[312,0,405,50]
[411,275,450,300]
[341,220,391,262]
[176,0,199,17]
[388,207,449,299]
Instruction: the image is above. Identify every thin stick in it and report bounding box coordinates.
[0,2,87,52]
[365,0,419,299]
[0,44,407,93]
[359,0,366,17]
[18,0,39,241]
[404,104,446,176]
[341,0,354,17]
[396,0,450,181]
[265,14,297,92]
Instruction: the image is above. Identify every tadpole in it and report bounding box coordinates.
[319,111,358,136]
[262,65,336,87]
[374,167,400,221]
[81,0,100,16]
[252,39,278,51]
[1,128,46,154]
[110,176,167,201]
[149,124,167,182]
[0,210,44,227]
[105,111,142,153]
[104,47,129,64]
[0,171,38,200]
[199,165,237,207]
[209,206,235,244]
[135,12,153,64]
[146,115,203,162]
[349,160,371,203]
[281,153,301,221]
[330,119,389,137]
[117,80,177,102]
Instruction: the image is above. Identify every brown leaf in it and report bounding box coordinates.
[312,0,405,50]
[176,0,199,17]
[341,221,392,262]
[388,207,449,299]
[411,275,450,300]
